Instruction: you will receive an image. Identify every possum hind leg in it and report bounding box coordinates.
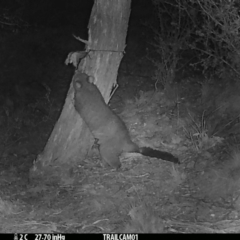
[99,141,122,169]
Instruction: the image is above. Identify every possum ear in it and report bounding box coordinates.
[88,76,95,84]
[74,81,81,89]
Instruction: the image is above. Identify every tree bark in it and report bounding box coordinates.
[30,0,131,183]
[82,0,131,102]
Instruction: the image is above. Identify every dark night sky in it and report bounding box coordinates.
[0,0,94,27]
[0,0,151,28]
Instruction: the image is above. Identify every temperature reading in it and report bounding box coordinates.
[19,234,28,240]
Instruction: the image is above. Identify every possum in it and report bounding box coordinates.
[73,72,179,169]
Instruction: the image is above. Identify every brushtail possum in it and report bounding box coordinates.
[73,72,179,169]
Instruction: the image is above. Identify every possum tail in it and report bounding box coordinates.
[138,147,180,164]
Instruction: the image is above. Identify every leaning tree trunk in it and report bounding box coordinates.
[30,0,131,183]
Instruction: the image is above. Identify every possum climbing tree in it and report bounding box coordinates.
[30,0,132,182]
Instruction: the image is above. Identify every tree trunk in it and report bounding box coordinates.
[30,0,131,183]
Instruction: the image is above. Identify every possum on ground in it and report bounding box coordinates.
[73,72,180,169]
